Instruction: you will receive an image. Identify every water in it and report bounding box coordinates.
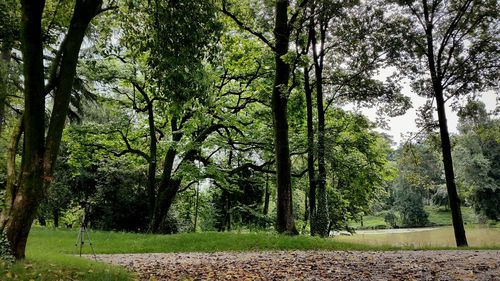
[336,225,500,247]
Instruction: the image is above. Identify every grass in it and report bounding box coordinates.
[0,227,394,281]
[0,256,131,281]
[337,225,500,249]
[351,206,479,230]
[2,221,498,280]
[27,227,396,254]
[425,206,477,226]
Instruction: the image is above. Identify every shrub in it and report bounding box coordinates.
[0,231,14,263]
[384,211,399,228]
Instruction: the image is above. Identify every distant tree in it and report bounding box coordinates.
[432,185,449,210]
[326,110,396,231]
[384,211,399,228]
[394,178,429,227]
[454,101,500,220]
[393,0,499,246]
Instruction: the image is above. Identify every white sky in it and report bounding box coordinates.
[356,90,499,145]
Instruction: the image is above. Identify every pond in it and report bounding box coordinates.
[335,225,500,247]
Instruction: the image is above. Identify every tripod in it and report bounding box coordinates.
[74,209,97,260]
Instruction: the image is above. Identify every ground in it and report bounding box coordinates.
[95,250,500,281]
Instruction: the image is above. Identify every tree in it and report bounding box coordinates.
[0,0,106,259]
[271,0,299,234]
[222,0,309,234]
[454,101,500,220]
[394,179,429,227]
[394,0,499,247]
[299,0,410,236]
[326,110,396,231]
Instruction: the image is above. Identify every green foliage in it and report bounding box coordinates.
[0,231,14,264]
[454,102,500,220]
[432,185,449,209]
[325,110,396,231]
[0,0,19,49]
[394,178,429,227]
[383,211,398,228]
[209,168,269,231]
[394,0,499,101]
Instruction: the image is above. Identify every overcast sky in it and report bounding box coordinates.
[357,90,499,145]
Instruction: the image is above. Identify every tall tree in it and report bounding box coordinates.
[222,0,308,234]
[394,0,499,246]
[0,0,105,259]
[299,0,409,235]
[272,0,297,234]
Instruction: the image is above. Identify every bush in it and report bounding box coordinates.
[432,185,449,209]
[395,184,429,227]
[384,211,399,228]
[0,231,14,263]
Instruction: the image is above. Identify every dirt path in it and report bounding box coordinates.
[95,250,500,280]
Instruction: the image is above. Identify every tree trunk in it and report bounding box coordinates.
[151,117,182,232]
[53,208,60,228]
[422,1,467,247]
[263,175,270,216]
[304,65,316,235]
[311,17,329,237]
[193,180,200,232]
[226,195,231,231]
[0,0,46,260]
[0,0,102,259]
[273,0,297,235]
[0,47,11,135]
[146,99,157,219]
[435,89,468,246]
[152,178,181,232]
[43,0,103,177]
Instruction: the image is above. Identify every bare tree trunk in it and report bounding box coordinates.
[53,208,60,228]
[193,180,200,232]
[0,0,46,260]
[273,0,297,235]
[137,88,158,219]
[311,15,329,237]
[304,65,316,235]
[263,174,270,216]
[422,0,467,247]
[435,89,468,246]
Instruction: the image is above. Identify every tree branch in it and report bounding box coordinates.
[221,1,275,51]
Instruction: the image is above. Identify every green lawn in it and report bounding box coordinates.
[1,227,394,280]
[1,221,497,280]
[425,206,478,226]
[1,227,132,280]
[351,206,479,229]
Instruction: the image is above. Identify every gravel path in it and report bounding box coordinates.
[94,250,500,280]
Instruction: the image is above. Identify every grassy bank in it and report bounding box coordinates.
[351,206,481,230]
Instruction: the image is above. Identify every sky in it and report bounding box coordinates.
[357,90,499,145]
